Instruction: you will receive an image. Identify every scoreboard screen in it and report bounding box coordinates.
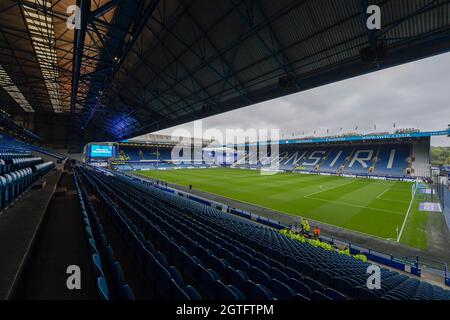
[90,145,113,157]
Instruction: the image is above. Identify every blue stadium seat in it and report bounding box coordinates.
[246,280,274,300]
[215,280,241,300]
[184,285,202,300]
[354,286,379,300]
[226,266,248,294]
[324,287,347,300]
[312,290,333,300]
[270,267,289,283]
[269,278,296,300]
[169,266,185,287]
[234,256,251,275]
[195,264,218,298]
[315,269,333,286]
[97,277,110,300]
[298,261,315,277]
[283,267,303,282]
[119,284,136,300]
[75,165,450,301]
[250,267,271,288]
[111,261,125,288]
[289,278,312,298]
[92,254,104,278]
[303,277,324,293]
[105,245,115,266]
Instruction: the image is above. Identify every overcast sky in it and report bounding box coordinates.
[150,52,450,146]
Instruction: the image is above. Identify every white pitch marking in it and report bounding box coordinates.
[376,187,391,199]
[396,188,416,242]
[303,179,357,197]
[306,196,405,216]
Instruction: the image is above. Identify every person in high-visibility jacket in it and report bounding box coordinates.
[301,219,310,235]
[313,225,320,239]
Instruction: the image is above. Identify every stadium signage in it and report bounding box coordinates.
[289,169,417,182]
[368,175,386,180]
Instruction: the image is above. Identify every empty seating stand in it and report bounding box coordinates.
[75,164,450,300]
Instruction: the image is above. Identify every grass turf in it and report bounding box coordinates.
[132,168,428,250]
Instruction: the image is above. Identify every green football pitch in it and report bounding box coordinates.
[132,168,428,250]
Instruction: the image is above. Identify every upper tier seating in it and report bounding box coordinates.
[77,165,450,300]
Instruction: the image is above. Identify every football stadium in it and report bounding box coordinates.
[0,0,450,307]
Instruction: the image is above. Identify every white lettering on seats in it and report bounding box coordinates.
[329,150,343,167]
[348,150,374,168]
[387,149,396,169]
[303,150,326,166]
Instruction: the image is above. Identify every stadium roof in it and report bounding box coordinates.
[1,0,450,142]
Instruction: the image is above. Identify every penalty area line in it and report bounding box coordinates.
[304,180,356,197]
[376,187,390,199]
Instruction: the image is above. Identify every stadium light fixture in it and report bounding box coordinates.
[0,64,34,112]
[22,0,63,113]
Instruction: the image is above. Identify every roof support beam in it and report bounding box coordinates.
[230,0,300,89]
[81,0,161,131]
[91,0,123,19]
[132,0,307,115]
[71,0,91,114]
[149,16,252,103]
[179,0,252,104]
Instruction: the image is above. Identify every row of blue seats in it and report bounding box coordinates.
[34,161,54,174]
[79,165,450,300]
[0,159,8,174]
[0,159,54,210]
[0,157,43,174]
[73,169,135,300]
[0,152,32,160]
[73,171,110,300]
[77,166,202,300]
[10,157,43,169]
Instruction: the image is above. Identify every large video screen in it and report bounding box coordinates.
[90,145,113,157]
